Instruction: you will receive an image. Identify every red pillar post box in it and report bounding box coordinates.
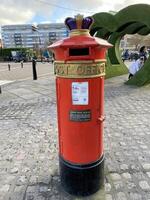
[48,14,112,196]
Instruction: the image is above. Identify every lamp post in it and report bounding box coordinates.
[32,24,42,61]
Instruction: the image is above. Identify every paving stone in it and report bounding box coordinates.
[1,74,150,199]
[4,175,15,184]
[116,192,127,200]
[29,176,38,185]
[11,185,27,200]
[39,186,48,193]
[0,184,10,192]
[25,186,38,200]
[105,183,112,192]
[113,181,124,190]
[110,173,121,181]
[22,167,30,173]
[106,194,113,200]
[120,164,128,171]
[38,174,51,184]
[128,192,142,200]
[122,172,132,179]
[140,145,148,149]
[142,163,150,171]
[26,195,34,200]
[146,172,150,178]
[16,175,28,186]
[10,167,19,174]
[126,181,136,190]
[139,181,150,190]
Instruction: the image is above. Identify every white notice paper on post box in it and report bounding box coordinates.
[72,82,89,105]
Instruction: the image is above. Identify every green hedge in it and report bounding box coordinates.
[91,4,150,86]
[105,54,128,79]
[0,48,29,57]
[105,63,128,79]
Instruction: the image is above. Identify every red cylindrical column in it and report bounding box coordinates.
[48,14,112,196]
[56,77,104,164]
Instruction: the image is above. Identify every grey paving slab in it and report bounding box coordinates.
[0,62,53,81]
[0,74,150,199]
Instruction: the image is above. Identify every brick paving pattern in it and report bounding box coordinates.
[0,71,150,199]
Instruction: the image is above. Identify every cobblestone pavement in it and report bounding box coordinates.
[0,73,150,200]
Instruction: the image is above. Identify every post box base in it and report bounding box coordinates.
[59,155,104,196]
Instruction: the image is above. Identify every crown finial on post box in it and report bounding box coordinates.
[65,14,94,36]
[75,14,84,29]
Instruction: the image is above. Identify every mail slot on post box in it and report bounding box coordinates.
[48,14,112,196]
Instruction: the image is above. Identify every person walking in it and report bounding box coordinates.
[128,54,144,79]
[139,46,148,62]
[122,49,130,62]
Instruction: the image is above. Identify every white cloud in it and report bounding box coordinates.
[40,21,52,24]
[53,0,150,23]
[0,0,150,25]
[0,0,58,25]
[0,6,33,25]
[62,0,150,12]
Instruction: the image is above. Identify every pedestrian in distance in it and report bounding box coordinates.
[21,60,23,68]
[8,63,11,71]
[128,54,144,79]
[122,49,130,62]
[139,46,149,62]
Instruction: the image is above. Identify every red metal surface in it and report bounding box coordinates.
[56,77,104,164]
[49,29,112,165]
[49,35,111,61]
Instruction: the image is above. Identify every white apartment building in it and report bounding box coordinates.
[1,23,68,49]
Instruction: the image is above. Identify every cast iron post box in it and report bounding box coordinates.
[48,14,112,196]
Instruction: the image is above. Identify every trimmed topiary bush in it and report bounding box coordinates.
[91,4,150,86]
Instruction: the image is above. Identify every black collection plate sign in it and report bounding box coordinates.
[70,110,91,122]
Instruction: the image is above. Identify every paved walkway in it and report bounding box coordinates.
[0,73,150,200]
[0,62,53,81]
